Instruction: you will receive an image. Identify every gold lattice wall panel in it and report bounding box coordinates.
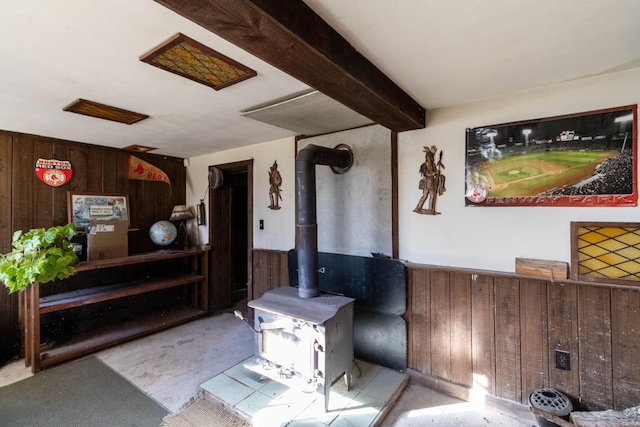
[571,222,640,285]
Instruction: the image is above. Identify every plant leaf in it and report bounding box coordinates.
[1,224,78,293]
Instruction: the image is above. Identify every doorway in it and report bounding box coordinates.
[208,160,253,312]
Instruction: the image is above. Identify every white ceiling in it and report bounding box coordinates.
[1,0,640,158]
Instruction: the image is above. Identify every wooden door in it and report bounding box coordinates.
[208,160,253,311]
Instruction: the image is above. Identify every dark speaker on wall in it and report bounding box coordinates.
[209,167,224,190]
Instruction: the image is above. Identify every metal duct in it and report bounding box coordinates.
[296,143,353,298]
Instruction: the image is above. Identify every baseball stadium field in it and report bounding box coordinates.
[470,150,616,197]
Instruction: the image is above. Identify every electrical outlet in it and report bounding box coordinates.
[259,219,264,230]
[555,349,570,371]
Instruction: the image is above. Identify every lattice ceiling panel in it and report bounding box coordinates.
[140,33,256,90]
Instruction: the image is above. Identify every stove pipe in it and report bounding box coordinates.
[296,143,353,298]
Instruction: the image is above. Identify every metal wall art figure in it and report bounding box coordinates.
[268,160,282,210]
[414,145,446,215]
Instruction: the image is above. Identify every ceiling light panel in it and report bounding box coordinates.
[63,99,149,124]
[122,144,157,153]
[140,33,257,90]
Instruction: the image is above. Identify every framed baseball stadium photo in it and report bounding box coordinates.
[464,105,637,207]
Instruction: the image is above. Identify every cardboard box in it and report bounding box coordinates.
[86,220,128,261]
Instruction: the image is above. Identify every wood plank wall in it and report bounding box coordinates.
[251,250,639,411]
[251,249,289,301]
[406,263,640,411]
[0,130,186,363]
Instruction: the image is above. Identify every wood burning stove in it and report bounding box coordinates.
[245,287,354,410]
[240,143,355,411]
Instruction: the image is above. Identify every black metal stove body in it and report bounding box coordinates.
[243,144,355,411]
[247,287,354,411]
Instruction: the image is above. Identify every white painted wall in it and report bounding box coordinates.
[186,137,296,251]
[299,125,393,258]
[186,68,640,274]
[398,68,640,272]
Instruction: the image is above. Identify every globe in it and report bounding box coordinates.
[149,220,177,246]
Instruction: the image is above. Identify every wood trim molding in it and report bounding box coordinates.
[154,0,426,132]
[391,131,399,259]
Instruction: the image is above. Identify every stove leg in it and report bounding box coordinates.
[344,369,351,390]
[324,385,330,412]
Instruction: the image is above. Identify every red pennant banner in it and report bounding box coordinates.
[34,158,73,187]
[127,155,171,186]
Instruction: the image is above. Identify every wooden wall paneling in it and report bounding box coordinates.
[407,266,431,374]
[0,132,16,363]
[111,151,183,254]
[0,130,188,361]
[12,134,35,234]
[51,139,72,226]
[494,276,522,402]
[145,181,167,249]
[610,289,640,410]
[210,183,231,311]
[547,282,580,404]
[119,151,134,238]
[471,273,496,396]
[86,145,106,193]
[250,250,289,301]
[127,179,147,254]
[248,250,255,301]
[68,143,90,192]
[0,132,12,253]
[430,270,451,381]
[577,285,613,410]
[278,251,288,288]
[101,148,119,193]
[253,250,268,300]
[251,249,269,300]
[127,153,185,254]
[32,137,55,228]
[267,250,281,293]
[449,271,472,387]
[11,134,36,363]
[519,278,549,405]
[116,150,133,194]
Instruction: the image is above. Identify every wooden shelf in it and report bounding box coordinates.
[74,248,205,272]
[40,274,205,314]
[20,248,209,372]
[40,305,207,369]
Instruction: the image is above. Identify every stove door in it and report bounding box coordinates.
[256,312,323,381]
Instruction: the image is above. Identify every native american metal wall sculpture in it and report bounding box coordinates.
[268,160,282,210]
[414,145,446,215]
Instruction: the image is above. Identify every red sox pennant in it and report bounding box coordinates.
[127,155,171,186]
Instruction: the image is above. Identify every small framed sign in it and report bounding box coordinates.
[67,192,129,231]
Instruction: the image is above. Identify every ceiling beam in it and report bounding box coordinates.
[154,0,426,132]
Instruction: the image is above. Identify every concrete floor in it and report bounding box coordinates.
[0,311,537,426]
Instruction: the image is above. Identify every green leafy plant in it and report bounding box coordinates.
[0,223,78,293]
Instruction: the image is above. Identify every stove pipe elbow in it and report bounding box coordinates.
[296,144,353,298]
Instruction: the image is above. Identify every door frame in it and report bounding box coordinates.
[208,159,253,311]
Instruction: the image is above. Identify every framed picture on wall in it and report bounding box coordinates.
[67,192,129,230]
[464,105,637,207]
